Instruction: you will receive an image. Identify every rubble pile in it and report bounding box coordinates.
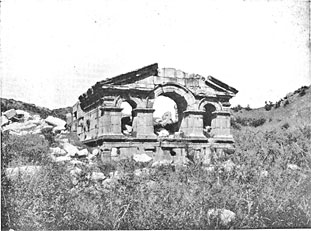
[1,108,172,189]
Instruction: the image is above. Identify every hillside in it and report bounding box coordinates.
[0,98,72,121]
[231,85,311,130]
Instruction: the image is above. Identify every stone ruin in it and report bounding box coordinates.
[66,63,238,165]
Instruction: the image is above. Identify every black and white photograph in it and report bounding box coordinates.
[1,0,310,230]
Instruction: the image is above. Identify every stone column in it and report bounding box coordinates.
[182,110,205,138]
[132,108,156,138]
[99,107,123,136]
[211,110,233,142]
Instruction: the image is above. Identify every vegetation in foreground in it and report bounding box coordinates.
[1,123,311,230]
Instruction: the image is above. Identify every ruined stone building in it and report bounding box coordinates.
[67,63,238,165]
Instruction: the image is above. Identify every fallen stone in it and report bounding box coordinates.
[45,116,66,128]
[69,159,86,166]
[1,115,9,127]
[5,166,42,181]
[77,149,89,157]
[287,164,300,170]
[134,168,150,177]
[208,208,236,225]
[158,129,169,137]
[91,172,106,181]
[70,167,82,177]
[62,143,79,157]
[260,170,269,177]
[133,153,153,163]
[203,166,215,172]
[3,109,17,120]
[53,155,71,162]
[16,110,31,120]
[222,159,235,172]
[50,147,67,156]
[151,159,173,168]
[92,149,100,156]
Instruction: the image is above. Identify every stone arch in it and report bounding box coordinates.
[153,83,196,110]
[198,99,222,111]
[152,83,196,132]
[114,95,139,109]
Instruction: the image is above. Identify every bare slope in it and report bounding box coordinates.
[231,85,311,130]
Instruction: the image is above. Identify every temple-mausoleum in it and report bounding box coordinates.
[67,63,238,165]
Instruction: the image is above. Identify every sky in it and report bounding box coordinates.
[1,0,310,113]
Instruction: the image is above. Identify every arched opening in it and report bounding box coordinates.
[120,101,135,135]
[153,93,187,137]
[203,103,216,137]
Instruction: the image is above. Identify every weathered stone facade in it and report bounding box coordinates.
[68,63,238,165]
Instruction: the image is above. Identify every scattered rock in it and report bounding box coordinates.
[91,172,106,181]
[77,149,89,157]
[62,143,79,157]
[157,129,169,137]
[134,168,150,177]
[208,208,236,225]
[92,149,99,156]
[53,155,71,162]
[45,116,66,128]
[203,166,215,172]
[3,109,17,120]
[16,110,31,120]
[133,153,152,163]
[260,170,269,177]
[50,147,67,156]
[5,166,42,181]
[151,159,173,168]
[222,159,235,172]
[287,164,300,170]
[1,115,9,127]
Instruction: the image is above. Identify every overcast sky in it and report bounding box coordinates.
[1,0,310,111]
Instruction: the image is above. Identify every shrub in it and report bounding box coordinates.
[1,133,49,168]
[264,101,274,111]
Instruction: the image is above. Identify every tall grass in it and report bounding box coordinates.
[1,125,311,229]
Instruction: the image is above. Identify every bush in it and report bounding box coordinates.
[1,133,49,168]
[264,101,274,111]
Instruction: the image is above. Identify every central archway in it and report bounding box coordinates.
[153,83,195,135]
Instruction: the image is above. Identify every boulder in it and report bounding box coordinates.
[157,129,169,137]
[260,170,269,177]
[222,159,235,172]
[92,149,99,156]
[133,153,152,163]
[62,143,79,157]
[151,159,173,168]
[3,109,17,120]
[1,116,9,127]
[287,164,300,170]
[91,172,106,181]
[53,155,71,162]
[16,110,31,120]
[77,149,89,157]
[208,208,236,225]
[134,168,150,177]
[50,147,67,156]
[45,116,66,128]
[5,166,42,181]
